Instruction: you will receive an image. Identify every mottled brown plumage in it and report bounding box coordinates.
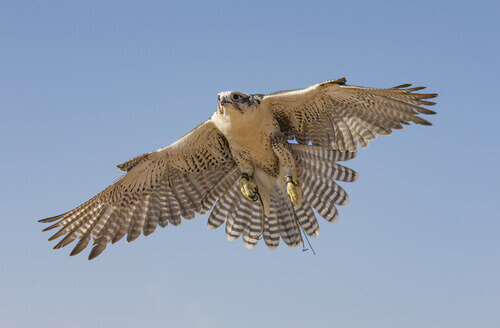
[40,78,436,259]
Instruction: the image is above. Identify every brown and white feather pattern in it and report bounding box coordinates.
[40,78,436,259]
[40,120,237,260]
[264,78,437,152]
[242,201,264,249]
[212,145,357,248]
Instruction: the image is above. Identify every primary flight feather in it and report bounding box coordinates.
[39,77,437,259]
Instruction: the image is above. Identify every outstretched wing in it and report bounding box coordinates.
[39,120,237,260]
[263,78,437,152]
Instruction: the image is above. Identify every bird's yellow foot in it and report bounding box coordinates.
[240,173,258,201]
[286,176,300,205]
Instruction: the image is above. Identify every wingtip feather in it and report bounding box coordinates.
[70,238,90,256]
[38,214,65,223]
[48,229,66,241]
[43,223,61,232]
[88,244,106,260]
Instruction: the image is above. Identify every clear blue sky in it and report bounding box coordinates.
[1,1,499,327]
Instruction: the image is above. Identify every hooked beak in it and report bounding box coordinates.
[219,95,229,106]
[217,97,226,114]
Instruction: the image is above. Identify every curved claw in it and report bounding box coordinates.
[240,176,258,202]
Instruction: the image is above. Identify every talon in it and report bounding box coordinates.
[240,173,258,201]
[286,176,300,205]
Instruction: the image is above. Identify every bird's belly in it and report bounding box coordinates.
[251,150,279,176]
[234,141,280,177]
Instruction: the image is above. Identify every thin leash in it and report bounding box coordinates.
[290,201,316,255]
[253,185,316,255]
[254,187,265,240]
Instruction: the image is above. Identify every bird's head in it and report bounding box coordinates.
[217,91,260,115]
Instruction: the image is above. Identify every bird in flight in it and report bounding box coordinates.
[40,77,437,260]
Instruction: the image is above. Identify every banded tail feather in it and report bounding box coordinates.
[210,146,357,250]
[276,191,301,248]
[242,201,264,249]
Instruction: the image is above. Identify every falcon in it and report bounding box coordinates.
[39,77,437,260]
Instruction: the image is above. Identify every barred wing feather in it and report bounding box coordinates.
[39,120,236,260]
[264,78,437,152]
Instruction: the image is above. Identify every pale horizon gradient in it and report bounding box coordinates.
[1,1,499,328]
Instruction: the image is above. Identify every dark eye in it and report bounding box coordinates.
[232,94,240,101]
[218,95,221,101]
